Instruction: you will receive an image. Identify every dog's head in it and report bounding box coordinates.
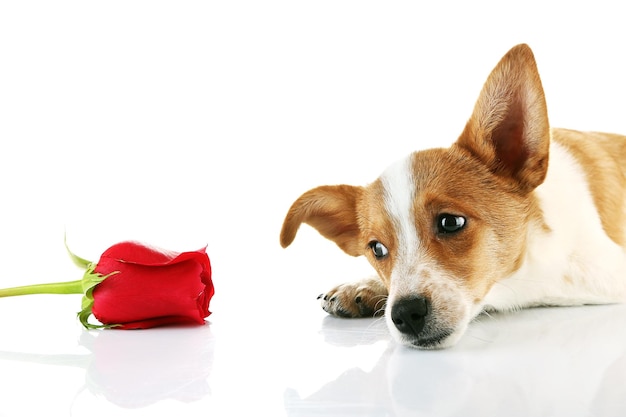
[280,44,550,348]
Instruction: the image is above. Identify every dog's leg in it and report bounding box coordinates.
[318,276,388,318]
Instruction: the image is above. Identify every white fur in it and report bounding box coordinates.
[480,140,626,315]
[380,155,424,344]
[380,155,419,298]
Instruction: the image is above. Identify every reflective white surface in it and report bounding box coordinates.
[1,2,626,416]
[2,297,626,416]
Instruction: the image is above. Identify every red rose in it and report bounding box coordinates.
[0,240,215,329]
[90,241,214,329]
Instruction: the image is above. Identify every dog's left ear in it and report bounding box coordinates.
[456,43,550,193]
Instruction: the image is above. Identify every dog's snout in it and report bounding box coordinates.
[391,296,429,336]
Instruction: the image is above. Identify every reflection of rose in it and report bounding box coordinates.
[0,326,215,408]
[82,327,215,407]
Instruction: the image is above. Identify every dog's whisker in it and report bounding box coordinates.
[373,296,388,312]
[465,333,495,345]
[480,310,495,320]
[368,315,388,332]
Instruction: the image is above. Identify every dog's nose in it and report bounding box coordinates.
[391,296,429,336]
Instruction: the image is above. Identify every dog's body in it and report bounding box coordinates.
[280,44,626,349]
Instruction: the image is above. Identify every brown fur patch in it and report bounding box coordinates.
[552,129,626,247]
[357,179,396,286]
[411,147,532,299]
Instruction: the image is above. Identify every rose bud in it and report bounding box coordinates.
[0,240,214,329]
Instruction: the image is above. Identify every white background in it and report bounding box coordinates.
[1,2,625,416]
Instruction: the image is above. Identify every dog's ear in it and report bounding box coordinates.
[280,185,363,256]
[456,43,550,192]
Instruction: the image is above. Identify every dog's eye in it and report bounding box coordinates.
[369,241,389,260]
[437,214,466,234]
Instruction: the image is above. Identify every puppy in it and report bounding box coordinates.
[280,44,626,349]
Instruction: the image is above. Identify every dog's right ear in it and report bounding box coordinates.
[280,185,363,256]
[456,44,550,193]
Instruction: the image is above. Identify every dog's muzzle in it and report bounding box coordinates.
[390,296,453,349]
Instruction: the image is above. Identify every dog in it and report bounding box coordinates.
[280,44,626,349]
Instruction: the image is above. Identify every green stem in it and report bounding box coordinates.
[0,280,84,297]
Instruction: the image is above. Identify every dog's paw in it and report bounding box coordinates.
[318,278,388,318]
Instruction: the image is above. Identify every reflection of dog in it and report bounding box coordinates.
[280,44,626,349]
[284,306,626,416]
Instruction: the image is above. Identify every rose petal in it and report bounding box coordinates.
[98,241,209,267]
[90,241,213,329]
